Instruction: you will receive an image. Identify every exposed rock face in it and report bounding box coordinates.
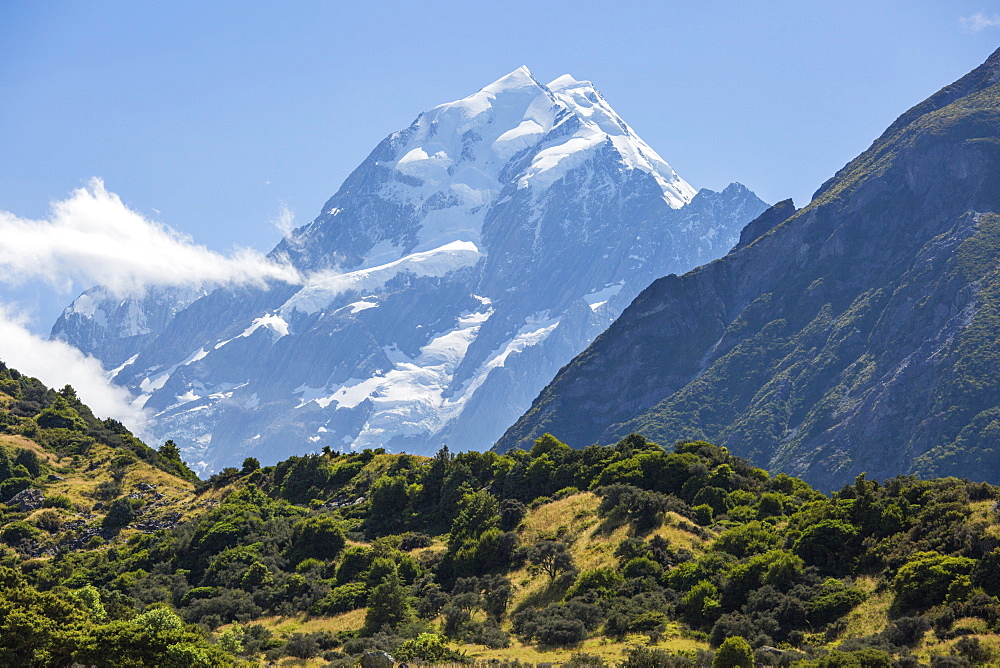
[52,68,766,470]
[497,48,1000,490]
[10,488,44,512]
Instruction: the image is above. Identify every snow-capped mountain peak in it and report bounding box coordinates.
[53,68,767,470]
[274,67,698,274]
[359,66,697,263]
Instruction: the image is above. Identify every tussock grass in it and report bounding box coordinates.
[916,631,1000,664]
[458,630,706,665]
[827,577,890,642]
[255,607,367,637]
[0,433,62,464]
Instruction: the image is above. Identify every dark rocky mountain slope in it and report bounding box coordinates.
[497,48,1000,489]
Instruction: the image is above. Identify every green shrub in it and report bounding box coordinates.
[395,633,463,663]
[714,636,753,668]
[566,652,608,668]
[808,579,867,626]
[35,396,87,432]
[622,557,662,579]
[793,519,860,575]
[42,494,74,510]
[288,515,346,563]
[0,477,32,501]
[893,551,976,612]
[693,504,714,525]
[1,520,40,544]
[336,545,374,584]
[93,480,122,500]
[311,582,367,615]
[566,567,625,599]
[103,497,142,529]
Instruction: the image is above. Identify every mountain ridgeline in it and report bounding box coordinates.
[52,67,765,471]
[498,48,1000,490]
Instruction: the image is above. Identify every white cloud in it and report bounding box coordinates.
[0,303,149,435]
[960,12,1000,32]
[0,179,311,442]
[0,178,302,298]
[273,201,296,237]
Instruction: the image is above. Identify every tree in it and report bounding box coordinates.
[75,585,107,622]
[567,568,625,599]
[499,499,527,530]
[217,625,244,655]
[241,457,260,474]
[530,433,571,458]
[35,396,87,432]
[683,580,722,626]
[364,567,411,633]
[102,497,142,530]
[284,633,319,659]
[481,575,514,619]
[336,545,374,584]
[528,540,574,580]
[713,636,753,668]
[714,521,781,559]
[159,440,182,461]
[367,474,409,534]
[449,490,500,549]
[792,519,860,575]
[288,515,346,562]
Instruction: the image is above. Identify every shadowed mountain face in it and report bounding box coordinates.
[52,68,765,471]
[497,49,1000,490]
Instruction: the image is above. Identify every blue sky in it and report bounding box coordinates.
[1,0,999,333]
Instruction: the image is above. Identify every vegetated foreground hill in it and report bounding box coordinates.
[51,67,765,471]
[6,364,1000,666]
[498,47,1000,491]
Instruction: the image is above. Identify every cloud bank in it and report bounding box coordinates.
[0,303,149,433]
[0,179,306,439]
[0,178,301,298]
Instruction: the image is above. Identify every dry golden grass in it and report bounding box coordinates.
[478,625,706,663]
[233,621,707,667]
[506,493,611,614]
[412,539,448,565]
[0,433,63,464]
[820,576,1000,667]
[650,513,714,554]
[951,617,990,634]
[253,607,367,637]
[915,630,1000,664]
[505,493,710,647]
[275,659,326,668]
[517,493,709,579]
[829,577,891,642]
[38,443,197,519]
[222,609,367,666]
[4,439,207,558]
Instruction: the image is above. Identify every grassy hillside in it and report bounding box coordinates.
[3,364,1000,666]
